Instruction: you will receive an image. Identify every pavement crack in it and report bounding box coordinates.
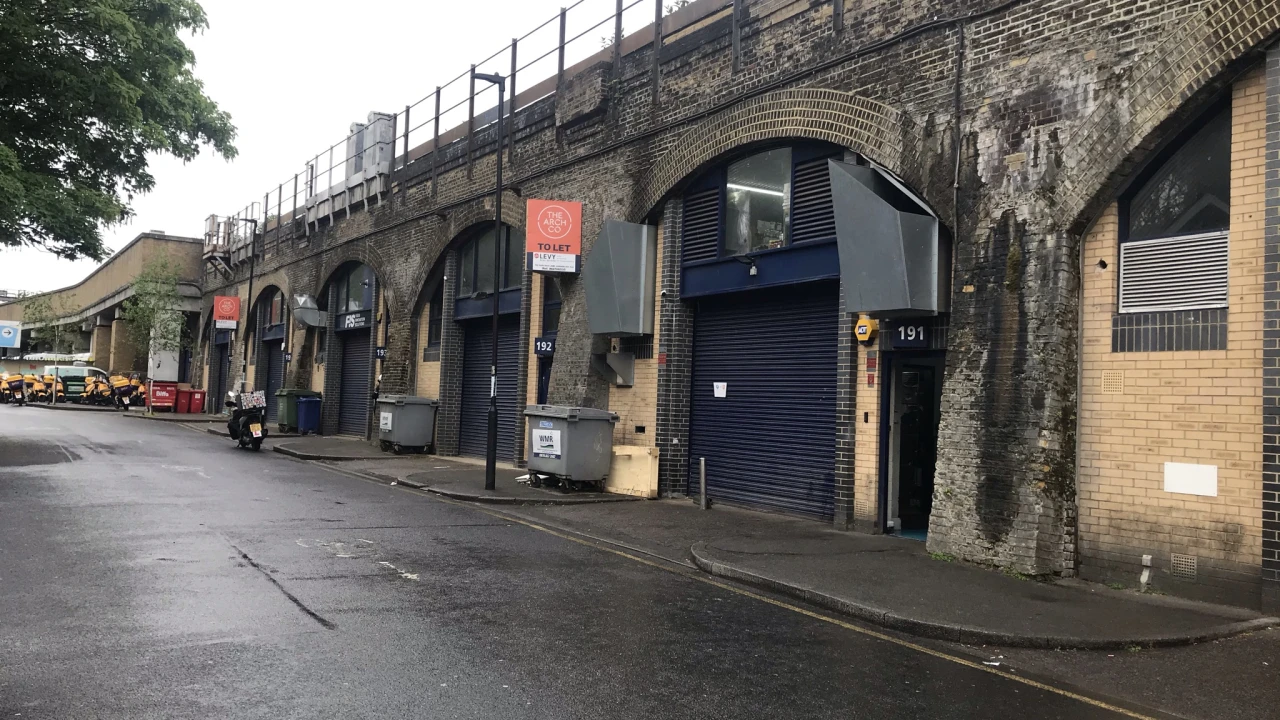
[230,544,337,630]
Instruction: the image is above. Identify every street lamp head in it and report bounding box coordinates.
[472,71,505,88]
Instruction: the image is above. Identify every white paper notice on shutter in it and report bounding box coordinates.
[713,382,727,398]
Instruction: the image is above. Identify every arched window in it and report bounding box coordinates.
[1119,106,1230,314]
[681,142,841,265]
[458,226,523,297]
[336,264,374,314]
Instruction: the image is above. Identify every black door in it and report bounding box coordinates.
[687,282,839,519]
[211,343,231,412]
[263,341,284,423]
[338,330,372,436]
[460,315,520,460]
[536,356,552,405]
[896,364,939,534]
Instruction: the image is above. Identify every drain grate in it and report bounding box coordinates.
[1171,553,1197,579]
[1101,370,1125,395]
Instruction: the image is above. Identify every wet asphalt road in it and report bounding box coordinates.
[0,408,1138,719]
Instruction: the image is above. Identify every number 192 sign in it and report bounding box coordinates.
[891,322,929,349]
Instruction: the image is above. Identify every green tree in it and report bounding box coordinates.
[120,253,188,362]
[20,292,81,355]
[0,0,237,261]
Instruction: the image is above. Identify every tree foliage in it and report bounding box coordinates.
[0,0,237,261]
[20,291,81,354]
[120,253,187,356]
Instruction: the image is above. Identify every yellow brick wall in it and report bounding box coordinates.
[1078,66,1265,581]
[526,274,545,408]
[608,223,662,448]
[415,303,440,398]
[854,340,882,528]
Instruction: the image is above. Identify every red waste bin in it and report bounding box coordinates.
[175,389,192,414]
[150,382,178,411]
[189,390,206,415]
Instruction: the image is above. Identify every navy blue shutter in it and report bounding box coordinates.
[264,342,284,422]
[789,155,838,244]
[687,282,839,519]
[459,316,520,460]
[681,188,721,264]
[338,331,372,435]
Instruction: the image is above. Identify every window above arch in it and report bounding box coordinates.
[459,226,524,297]
[1119,104,1231,315]
[1126,108,1230,242]
[682,142,842,265]
[335,264,374,314]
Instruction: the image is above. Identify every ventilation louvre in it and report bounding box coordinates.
[1170,553,1198,580]
[790,156,838,244]
[1101,370,1125,395]
[681,188,721,264]
[1119,232,1229,314]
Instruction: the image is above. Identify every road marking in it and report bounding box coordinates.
[314,461,1159,719]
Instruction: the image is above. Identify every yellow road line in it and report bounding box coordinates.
[325,464,1160,720]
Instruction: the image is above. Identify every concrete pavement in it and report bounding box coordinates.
[1,404,1172,719]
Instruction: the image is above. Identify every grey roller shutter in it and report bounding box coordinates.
[459,315,520,461]
[1119,232,1229,313]
[688,282,839,519]
[338,330,372,436]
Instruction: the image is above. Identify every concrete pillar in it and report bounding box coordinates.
[109,319,138,373]
[89,324,112,367]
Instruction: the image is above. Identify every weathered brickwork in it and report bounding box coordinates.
[1078,69,1267,608]
[853,343,881,533]
[1263,44,1280,612]
[199,0,1280,598]
[607,225,664,451]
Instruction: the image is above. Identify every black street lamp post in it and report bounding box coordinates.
[473,69,506,492]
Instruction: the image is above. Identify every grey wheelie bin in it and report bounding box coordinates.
[524,405,619,488]
[376,395,439,454]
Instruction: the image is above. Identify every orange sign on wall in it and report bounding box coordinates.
[213,296,241,330]
[526,199,582,273]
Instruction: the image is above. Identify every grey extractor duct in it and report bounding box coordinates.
[828,159,950,317]
[583,220,657,387]
[584,220,657,336]
[291,295,328,328]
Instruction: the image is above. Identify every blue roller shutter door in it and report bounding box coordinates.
[264,342,284,423]
[460,315,520,461]
[687,282,839,519]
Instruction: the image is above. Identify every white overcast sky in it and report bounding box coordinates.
[11,0,647,294]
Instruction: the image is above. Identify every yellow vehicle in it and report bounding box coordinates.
[3,373,24,405]
[81,375,115,406]
[42,375,66,403]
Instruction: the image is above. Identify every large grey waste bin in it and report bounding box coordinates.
[524,405,619,483]
[376,395,439,454]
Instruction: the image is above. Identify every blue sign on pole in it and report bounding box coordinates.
[0,322,19,349]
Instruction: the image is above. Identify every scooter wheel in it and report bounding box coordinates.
[251,439,263,451]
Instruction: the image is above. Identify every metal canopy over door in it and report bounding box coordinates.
[459,315,520,461]
[687,282,839,519]
[263,341,284,422]
[338,330,372,436]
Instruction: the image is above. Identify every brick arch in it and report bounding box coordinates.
[248,283,288,329]
[404,191,524,316]
[1055,0,1280,233]
[632,88,908,219]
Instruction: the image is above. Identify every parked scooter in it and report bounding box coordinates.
[5,374,25,406]
[225,391,268,451]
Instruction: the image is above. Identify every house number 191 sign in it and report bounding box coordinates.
[891,323,928,348]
